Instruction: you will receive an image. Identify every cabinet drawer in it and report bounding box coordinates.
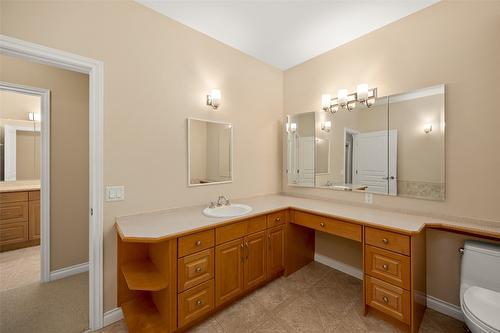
[365,276,410,324]
[267,210,286,228]
[0,221,29,245]
[178,279,214,328]
[293,211,362,242]
[0,191,28,203]
[365,245,410,289]
[178,229,214,258]
[216,216,267,245]
[178,248,214,292]
[365,227,410,256]
[0,202,29,224]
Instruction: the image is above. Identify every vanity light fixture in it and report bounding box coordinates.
[322,84,377,113]
[290,122,297,133]
[424,123,433,134]
[206,89,221,109]
[28,112,41,121]
[321,121,332,132]
[285,115,297,134]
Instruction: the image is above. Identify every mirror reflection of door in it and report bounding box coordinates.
[286,112,315,188]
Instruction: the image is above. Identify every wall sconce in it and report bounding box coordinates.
[321,121,331,132]
[424,124,433,134]
[322,84,377,113]
[28,112,41,121]
[206,89,221,109]
[290,123,297,133]
[285,115,297,134]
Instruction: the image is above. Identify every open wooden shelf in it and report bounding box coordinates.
[121,296,168,333]
[121,259,168,291]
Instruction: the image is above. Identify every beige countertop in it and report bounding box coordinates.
[116,194,500,242]
[0,180,41,193]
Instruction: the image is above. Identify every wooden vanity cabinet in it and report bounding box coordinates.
[215,238,244,306]
[0,190,40,251]
[267,225,285,277]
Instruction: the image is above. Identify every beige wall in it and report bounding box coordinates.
[0,55,90,270]
[284,2,500,306]
[0,0,283,311]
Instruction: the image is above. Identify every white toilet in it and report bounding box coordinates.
[460,241,500,333]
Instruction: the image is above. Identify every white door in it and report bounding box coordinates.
[298,136,314,187]
[388,130,398,196]
[352,131,389,194]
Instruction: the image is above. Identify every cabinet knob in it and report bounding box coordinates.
[196,300,203,306]
[382,238,389,244]
[320,222,325,227]
[195,267,202,273]
[382,296,389,304]
[382,264,389,271]
[195,240,202,246]
[275,217,281,222]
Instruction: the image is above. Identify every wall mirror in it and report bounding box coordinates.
[286,112,315,187]
[188,118,233,186]
[0,89,41,182]
[285,84,445,201]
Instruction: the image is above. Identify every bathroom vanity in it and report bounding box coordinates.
[0,184,41,252]
[115,195,500,333]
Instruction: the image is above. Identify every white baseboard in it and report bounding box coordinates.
[427,295,464,322]
[49,261,89,281]
[314,253,363,280]
[103,307,123,327]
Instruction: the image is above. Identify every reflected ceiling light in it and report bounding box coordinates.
[206,89,221,109]
[424,123,433,134]
[321,84,377,114]
[290,122,297,133]
[321,121,331,132]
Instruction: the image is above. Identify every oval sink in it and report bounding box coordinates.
[202,204,252,218]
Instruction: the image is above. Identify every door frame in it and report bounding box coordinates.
[0,34,104,330]
[0,81,50,282]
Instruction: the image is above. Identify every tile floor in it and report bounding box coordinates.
[99,262,465,333]
[0,245,40,292]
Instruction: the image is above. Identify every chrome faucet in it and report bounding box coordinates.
[217,195,230,206]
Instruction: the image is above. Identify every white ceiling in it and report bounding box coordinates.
[137,0,438,70]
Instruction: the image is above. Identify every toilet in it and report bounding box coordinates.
[460,241,500,333]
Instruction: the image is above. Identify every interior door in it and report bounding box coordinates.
[215,238,244,306]
[388,130,398,196]
[267,225,285,277]
[298,136,315,186]
[352,130,389,194]
[243,231,267,290]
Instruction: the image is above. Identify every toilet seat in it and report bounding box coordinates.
[462,286,500,333]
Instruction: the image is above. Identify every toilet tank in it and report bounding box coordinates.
[460,240,500,302]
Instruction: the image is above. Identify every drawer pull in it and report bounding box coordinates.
[195,240,202,246]
[320,222,325,227]
[382,238,389,244]
[382,264,389,271]
[195,267,202,273]
[196,299,203,306]
[275,217,281,222]
[382,296,389,304]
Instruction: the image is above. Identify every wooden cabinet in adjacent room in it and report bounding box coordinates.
[0,190,40,251]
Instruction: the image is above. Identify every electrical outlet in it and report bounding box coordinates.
[106,185,125,202]
[365,192,373,204]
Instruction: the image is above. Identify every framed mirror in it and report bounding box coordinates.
[188,118,233,186]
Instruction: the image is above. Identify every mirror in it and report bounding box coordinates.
[188,118,233,186]
[0,89,41,182]
[285,84,445,201]
[286,112,315,187]
[388,85,445,200]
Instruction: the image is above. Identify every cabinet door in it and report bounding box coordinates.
[215,238,244,306]
[267,225,285,277]
[243,231,267,290]
[29,200,40,240]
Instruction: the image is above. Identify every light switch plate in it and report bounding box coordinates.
[365,192,373,204]
[106,185,125,202]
